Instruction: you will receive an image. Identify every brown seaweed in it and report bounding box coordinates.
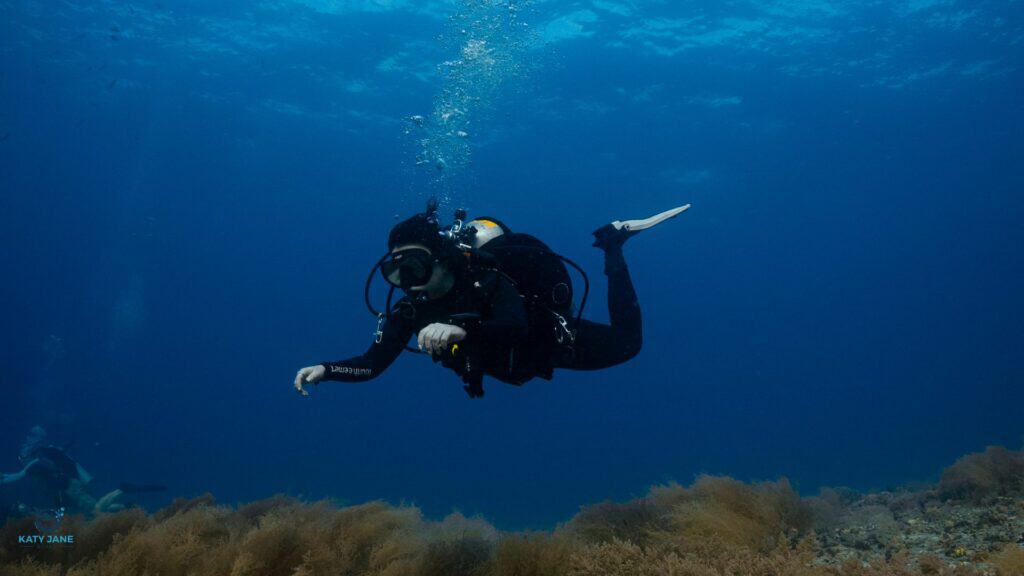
[2,447,1021,576]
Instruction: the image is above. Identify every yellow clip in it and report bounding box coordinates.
[451,344,459,355]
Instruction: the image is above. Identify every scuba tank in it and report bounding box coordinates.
[459,217,582,347]
[446,214,590,393]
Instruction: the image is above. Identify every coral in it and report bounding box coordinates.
[938,447,1024,502]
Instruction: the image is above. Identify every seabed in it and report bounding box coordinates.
[2,446,1022,575]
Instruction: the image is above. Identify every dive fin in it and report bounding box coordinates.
[119,482,168,494]
[612,204,691,232]
[593,204,691,250]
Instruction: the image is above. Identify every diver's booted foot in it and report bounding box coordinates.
[592,204,691,251]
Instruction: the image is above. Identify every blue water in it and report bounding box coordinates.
[1,0,1022,529]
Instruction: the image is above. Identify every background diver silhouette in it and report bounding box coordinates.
[0,426,167,520]
[295,201,690,398]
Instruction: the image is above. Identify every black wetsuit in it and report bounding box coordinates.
[552,248,642,371]
[322,246,642,394]
[23,448,78,498]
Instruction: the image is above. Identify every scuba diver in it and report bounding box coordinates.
[294,199,690,398]
[1,427,166,522]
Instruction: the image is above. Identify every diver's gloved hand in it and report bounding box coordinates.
[294,365,325,397]
[417,323,467,357]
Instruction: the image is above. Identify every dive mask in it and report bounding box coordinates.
[380,247,435,289]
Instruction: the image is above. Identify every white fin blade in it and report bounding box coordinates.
[612,204,691,231]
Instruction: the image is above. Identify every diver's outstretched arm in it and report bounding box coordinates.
[0,458,42,485]
[320,330,407,383]
[295,312,414,395]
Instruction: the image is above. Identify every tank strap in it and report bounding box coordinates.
[552,310,576,345]
[373,313,385,344]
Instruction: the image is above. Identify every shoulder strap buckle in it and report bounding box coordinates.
[552,310,575,345]
[374,313,385,344]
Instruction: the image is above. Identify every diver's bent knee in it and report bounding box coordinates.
[619,336,642,363]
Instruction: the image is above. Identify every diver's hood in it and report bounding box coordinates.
[388,209,443,252]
